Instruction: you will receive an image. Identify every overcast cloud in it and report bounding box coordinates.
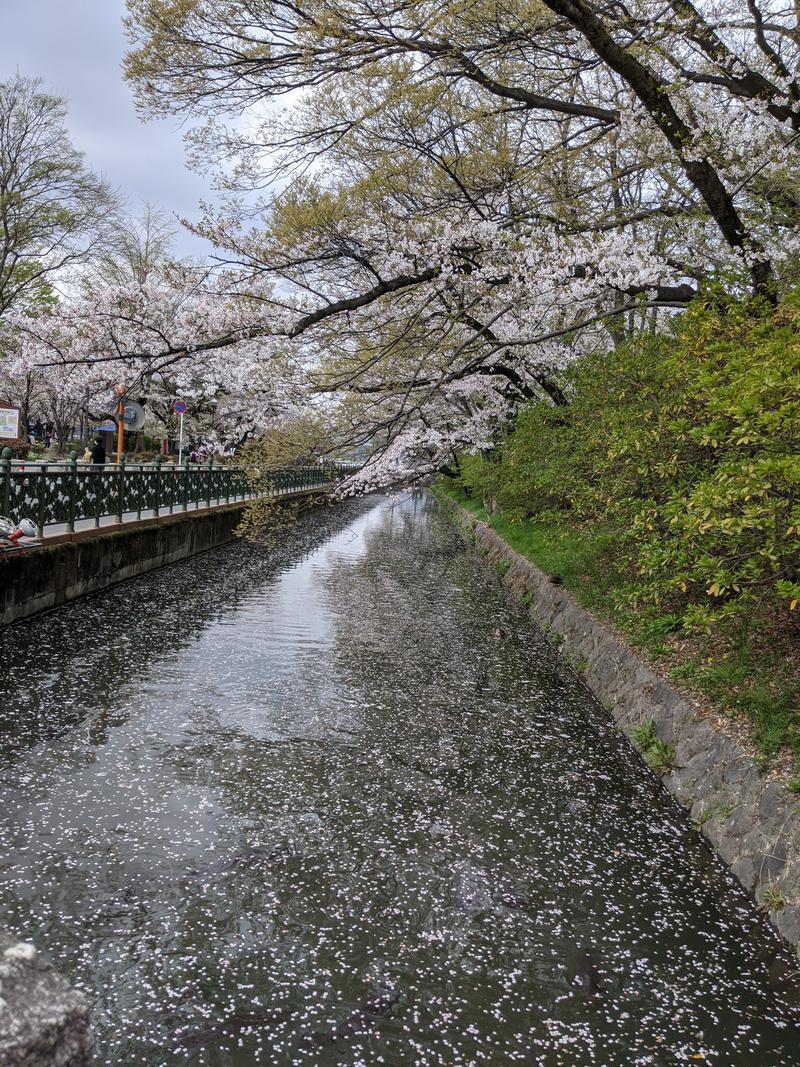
[0,0,214,260]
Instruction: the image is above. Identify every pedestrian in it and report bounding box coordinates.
[90,436,106,471]
[80,444,92,464]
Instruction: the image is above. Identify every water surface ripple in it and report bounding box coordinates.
[0,494,799,1065]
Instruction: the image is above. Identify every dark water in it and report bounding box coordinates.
[1,493,799,1066]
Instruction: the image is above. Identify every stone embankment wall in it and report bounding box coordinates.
[0,504,248,627]
[443,497,800,951]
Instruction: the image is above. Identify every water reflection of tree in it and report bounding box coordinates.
[0,499,376,761]
[324,494,621,795]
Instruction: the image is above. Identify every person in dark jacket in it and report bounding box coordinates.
[90,436,106,468]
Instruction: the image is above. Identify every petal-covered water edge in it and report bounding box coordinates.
[0,492,798,1065]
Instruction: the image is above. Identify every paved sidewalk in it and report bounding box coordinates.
[41,495,257,539]
[35,483,328,542]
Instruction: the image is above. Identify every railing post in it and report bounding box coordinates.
[94,459,102,528]
[67,451,78,533]
[117,453,126,523]
[182,461,189,512]
[225,465,231,505]
[135,461,142,521]
[39,461,48,533]
[206,454,213,509]
[153,454,162,517]
[1,447,11,519]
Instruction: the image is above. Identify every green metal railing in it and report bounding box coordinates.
[0,448,355,535]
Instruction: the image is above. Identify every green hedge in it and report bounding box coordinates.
[458,290,800,633]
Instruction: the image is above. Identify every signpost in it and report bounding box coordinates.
[174,400,188,464]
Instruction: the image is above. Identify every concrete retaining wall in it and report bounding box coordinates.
[443,496,800,952]
[0,504,248,628]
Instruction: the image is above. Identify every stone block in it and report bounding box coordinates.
[720,802,755,840]
[0,932,92,1066]
[715,833,742,865]
[731,857,758,892]
[674,722,717,763]
[773,905,800,946]
[759,782,788,823]
[758,840,788,881]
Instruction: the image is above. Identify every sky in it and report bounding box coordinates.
[0,0,213,259]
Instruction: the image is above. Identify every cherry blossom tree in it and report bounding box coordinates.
[11,0,794,484]
[124,0,800,288]
[4,264,307,456]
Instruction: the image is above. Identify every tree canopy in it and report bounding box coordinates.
[9,2,799,479]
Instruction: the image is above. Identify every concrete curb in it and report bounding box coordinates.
[441,496,800,951]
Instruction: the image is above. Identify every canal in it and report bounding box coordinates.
[0,493,799,1065]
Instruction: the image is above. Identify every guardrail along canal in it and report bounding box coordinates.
[1,494,799,1065]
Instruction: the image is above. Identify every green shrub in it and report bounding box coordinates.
[0,439,32,459]
[632,294,800,627]
[630,720,678,774]
[458,290,800,631]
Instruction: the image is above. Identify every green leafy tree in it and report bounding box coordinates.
[0,74,120,318]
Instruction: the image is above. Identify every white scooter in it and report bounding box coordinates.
[0,516,41,552]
